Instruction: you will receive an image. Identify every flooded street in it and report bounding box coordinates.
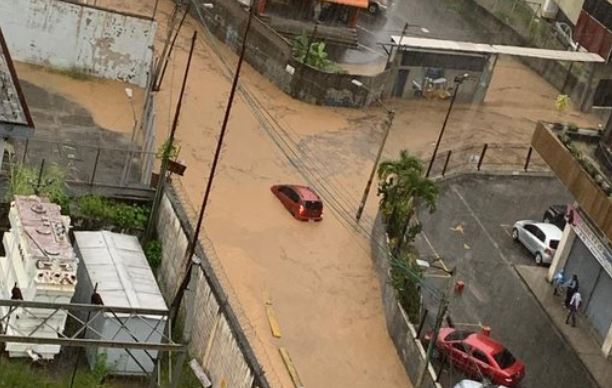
[14,0,602,387]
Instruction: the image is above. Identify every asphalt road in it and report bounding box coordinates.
[415,174,599,388]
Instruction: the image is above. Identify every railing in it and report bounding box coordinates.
[427,143,550,178]
[11,138,156,189]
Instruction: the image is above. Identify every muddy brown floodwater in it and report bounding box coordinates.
[15,0,603,387]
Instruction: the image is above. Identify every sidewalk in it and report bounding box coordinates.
[516,265,612,388]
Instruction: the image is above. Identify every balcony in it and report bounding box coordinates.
[531,122,612,241]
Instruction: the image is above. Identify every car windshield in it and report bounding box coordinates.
[305,201,322,210]
[494,348,517,369]
[549,240,559,249]
[444,330,473,341]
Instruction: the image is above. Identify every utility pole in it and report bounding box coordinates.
[356,108,395,222]
[144,31,198,243]
[415,263,454,388]
[168,5,256,326]
[425,73,469,178]
[416,293,449,387]
[154,4,191,91]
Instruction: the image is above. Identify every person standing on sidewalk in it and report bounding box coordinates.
[564,274,579,308]
[553,268,565,296]
[565,290,582,327]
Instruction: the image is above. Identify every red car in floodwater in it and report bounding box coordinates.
[271,184,323,221]
[431,328,525,387]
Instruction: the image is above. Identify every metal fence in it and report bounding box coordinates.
[12,138,156,189]
[427,143,550,178]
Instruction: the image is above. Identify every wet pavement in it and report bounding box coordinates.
[415,174,599,388]
[338,0,486,64]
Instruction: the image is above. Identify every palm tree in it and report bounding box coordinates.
[377,150,438,251]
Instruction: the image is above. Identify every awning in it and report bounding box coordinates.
[390,35,606,63]
[324,0,369,9]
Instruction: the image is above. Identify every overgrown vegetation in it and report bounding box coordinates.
[0,353,113,388]
[7,162,70,211]
[144,239,163,271]
[377,151,439,321]
[74,196,149,231]
[292,33,344,73]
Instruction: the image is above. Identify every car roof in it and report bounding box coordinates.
[532,222,563,239]
[464,332,505,355]
[288,185,321,201]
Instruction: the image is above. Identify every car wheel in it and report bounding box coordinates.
[512,228,519,241]
[368,3,378,14]
[535,252,543,265]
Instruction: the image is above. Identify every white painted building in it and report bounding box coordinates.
[0,195,77,360]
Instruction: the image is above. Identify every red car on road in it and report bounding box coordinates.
[429,328,525,387]
[271,184,323,221]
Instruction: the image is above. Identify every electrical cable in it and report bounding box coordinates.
[185,0,445,299]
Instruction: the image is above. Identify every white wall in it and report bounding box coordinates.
[0,0,156,87]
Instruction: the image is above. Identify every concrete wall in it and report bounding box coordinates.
[0,0,156,87]
[156,188,267,388]
[189,0,387,107]
[371,214,442,388]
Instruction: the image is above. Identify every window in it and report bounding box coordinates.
[493,348,517,369]
[549,240,559,249]
[524,224,544,241]
[452,343,470,353]
[286,188,300,203]
[305,201,322,210]
[472,350,490,365]
[444,330,473,341]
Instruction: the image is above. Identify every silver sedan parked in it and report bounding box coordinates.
[512,221,562,265]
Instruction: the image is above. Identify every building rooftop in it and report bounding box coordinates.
[0,26,34,133]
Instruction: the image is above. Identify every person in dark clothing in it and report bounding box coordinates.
[565,291,582,327]
[564,274,579,308]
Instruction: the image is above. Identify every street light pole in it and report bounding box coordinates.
[425,73,469,178]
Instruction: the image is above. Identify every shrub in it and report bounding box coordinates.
[76,196,149,231]
[7,163,70,212]
[144,239,163,271]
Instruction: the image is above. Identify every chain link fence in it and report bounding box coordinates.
[11,138,156,189]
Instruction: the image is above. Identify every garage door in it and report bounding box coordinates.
[564,238,600,306]
[585,270,612,341]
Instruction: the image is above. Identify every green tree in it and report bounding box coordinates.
[292,33,343,73]
[377,150,438,251]
[378,151,438,322]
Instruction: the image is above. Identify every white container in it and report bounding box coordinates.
[73,231,168,376]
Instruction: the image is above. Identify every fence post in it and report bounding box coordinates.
[442,150,452,176]
[524,146,533,171]
[22,138,29,164]
[415,308,428,339]
[89,148,101,186]
[477,143,488,171]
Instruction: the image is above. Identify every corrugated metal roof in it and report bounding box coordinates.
[324,0,369,8]
[390,36,606,62]
[74,231,167,312]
